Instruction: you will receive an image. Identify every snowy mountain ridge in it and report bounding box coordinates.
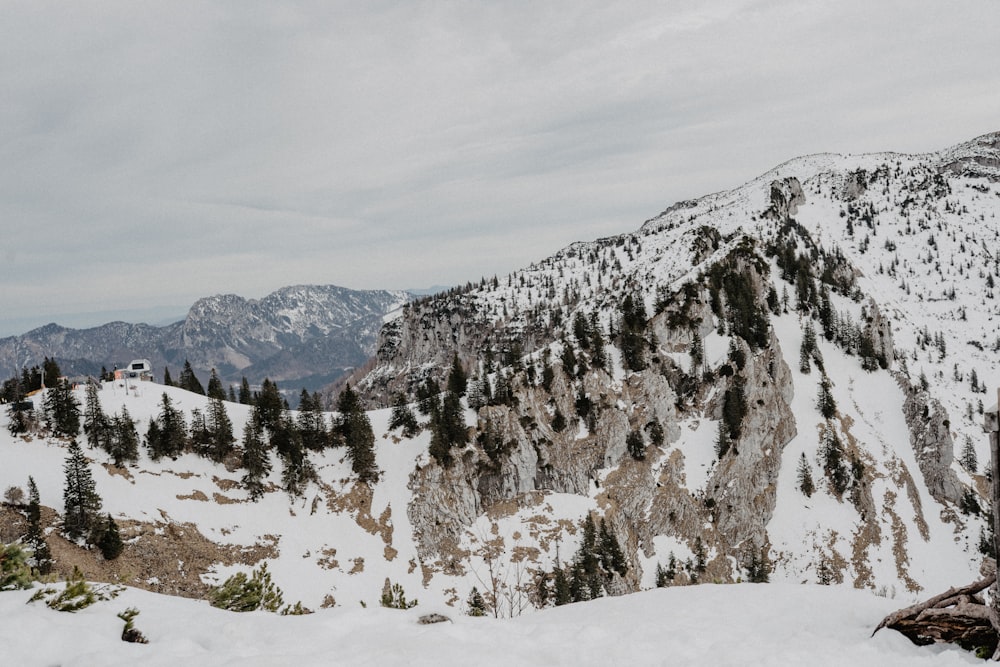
[351,130,1000,598]
[2,132,999,662]
[0,284,410,395]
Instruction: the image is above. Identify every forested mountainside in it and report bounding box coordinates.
[352,130,1000,595]
[0,285,409,395]
[2,133,998,625]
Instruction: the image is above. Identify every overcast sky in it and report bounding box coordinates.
[1,0,997,336]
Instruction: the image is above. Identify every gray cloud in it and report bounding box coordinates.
[1,0,997,335]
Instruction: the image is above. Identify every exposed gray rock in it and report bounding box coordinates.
[863,298,895,370]
[901,381,963,505]
[764,177,806,221]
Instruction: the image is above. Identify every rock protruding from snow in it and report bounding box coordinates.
[764,177,806,221]
[901,382,963,505]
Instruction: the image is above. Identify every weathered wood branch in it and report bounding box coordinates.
[872,574,995,637]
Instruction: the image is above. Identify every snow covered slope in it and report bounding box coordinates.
[2,133,999,649]
[0,582,977,667]
[352,131,1000,599]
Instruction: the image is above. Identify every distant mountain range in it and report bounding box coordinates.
[0,285,412,396]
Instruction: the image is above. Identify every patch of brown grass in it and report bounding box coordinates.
[1,504,278,600]
[324,481,394,547]
[212,493,242,505]
[212,476,241,491]
[317,548,339,570]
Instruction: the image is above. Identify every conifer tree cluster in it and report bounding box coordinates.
[83,384,140,466]
[4,374,37,436]
[241,407,271,501]
[44,379,81,439]
[618,294,648,372]
[654,552,678,587]
[539,515,627,607]
[388,394,420,438]
[819,423,849,496]
[334,385,377,482]
[189,396,236,463]
[145,393,188,460]
[177,360,205,395]
[0,357,59,400]
[209,563,292,613]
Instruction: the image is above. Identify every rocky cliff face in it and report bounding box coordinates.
[358,132,1000,598]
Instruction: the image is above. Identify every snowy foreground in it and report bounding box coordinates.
[1,582,978,666]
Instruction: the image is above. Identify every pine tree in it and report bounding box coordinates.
[820,424,849,495]
[552,566,571,605]
[551,409,567,433]
[715,420,731,459]
[721,375,746,447]
[817,375,837,419]
[279,414,314,498]
[83,383,110,450]
[44,379,81,438]
[239,377,251,405]
[799,334,812,374]
[63,440,102,540]
[655,562,670,587]
[6,376,33,436]
[241,408,271,501]
[42,357,62,388]
[255,379,284,432]
[626,429,645,461]
[690,330,704,375]
[797,452,815,498]
[466,587,487,617]
[162,366,174,386]
[24,477,52,575]
[665,552,677,582]
[206,368,227,401]
[388,393,419,439]
[466,376,486,410]
[960,437,978,473]
[336,385,377,482]
[205,396,235,462]
[297,390,331,451]
[109,407,140,467]
[145,393,187,460]
[447,353,468,397]
[598,519,627,577]
[745,548,770,583]
[97,513,124,560]
[0,543,33,591]
[426,389,469,467]
[535,570,551,607]
[590,312,608,371]
[646,420,665,448]
[618,294,648,372]
[693,536,708,574]
[178,360,205,395]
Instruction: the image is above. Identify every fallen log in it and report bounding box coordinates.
[873,574,998,655]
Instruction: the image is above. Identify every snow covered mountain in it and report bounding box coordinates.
[0,285,410,395]
[351,130,1000,597]
[2,132,999,661]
